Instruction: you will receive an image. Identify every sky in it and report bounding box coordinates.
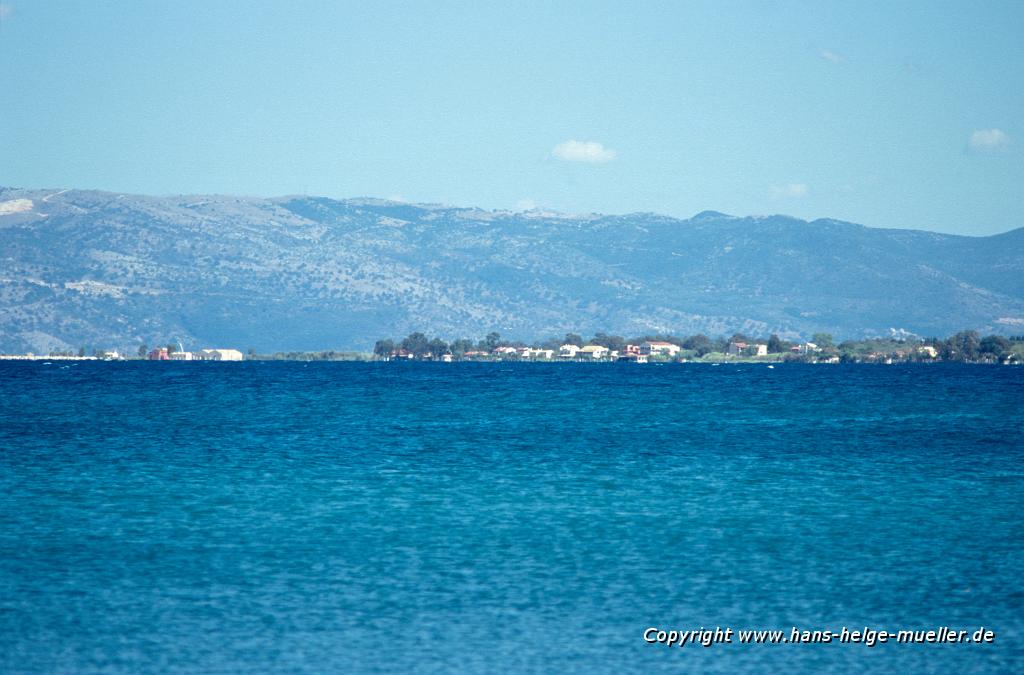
[1,1,1022,235]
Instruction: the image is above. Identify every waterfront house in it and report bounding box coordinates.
[578,345,610,360]
[798,342,820,355]
[559,344,581,358]
[728,341,768,357]
[169,351,194,361]
[639,341,680,357]
[148,347,169,361]
[519,348,554,360]
[196,348,244,361]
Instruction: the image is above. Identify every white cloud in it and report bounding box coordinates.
[552,140,616,163]
[819,49,844,63]
[515,198,537,211]
[969,128,1011,153]
[770,183,809,199]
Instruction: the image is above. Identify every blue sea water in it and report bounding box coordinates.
[0,361,1022,673]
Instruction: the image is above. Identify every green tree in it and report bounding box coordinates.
[537,337,562,351]
[767,334,784,353]
[166,343,177,354]
[811,333,834,349]
[484,332,502,351]
[401,332,430,358]
[950,330,980,361]
[590,332,626,351]
[682,334,713,356]
[837,340,859,357]
[427,338,449,359]
[138,343,148,358]
[940,338,957,360]
[373,339,395,358]
[450,338,474,355]
[979,334,1010,358]
[563,333,584,347]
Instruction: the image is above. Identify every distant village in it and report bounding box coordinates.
[376,338,782,364]
[372,330,1024,365]
[0,346,244,361]
[1,330,1022,364]
[141,347,244,361]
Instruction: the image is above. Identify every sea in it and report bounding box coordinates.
[1,361,1021,673]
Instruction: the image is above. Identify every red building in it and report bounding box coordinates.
[147,347,169,360]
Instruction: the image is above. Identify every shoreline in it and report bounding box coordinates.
[0,355,1019,366]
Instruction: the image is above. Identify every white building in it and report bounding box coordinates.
[196,348,244,361]
[169,351,193,361]
[639,341,680,357]
[520,348,554,360]
[559,344,581,358]
[578,345,610,360]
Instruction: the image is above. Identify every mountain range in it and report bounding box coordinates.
[1,186,1022,353]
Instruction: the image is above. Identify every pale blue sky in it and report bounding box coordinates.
[1,1,1021,234]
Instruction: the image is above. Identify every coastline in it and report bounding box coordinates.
[1,355,1019,365]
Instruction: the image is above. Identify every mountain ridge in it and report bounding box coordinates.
[1,186,1022,353]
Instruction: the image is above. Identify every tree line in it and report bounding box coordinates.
[375,329,1022,362]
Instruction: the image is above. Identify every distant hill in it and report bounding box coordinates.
[1,186,1022,353]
